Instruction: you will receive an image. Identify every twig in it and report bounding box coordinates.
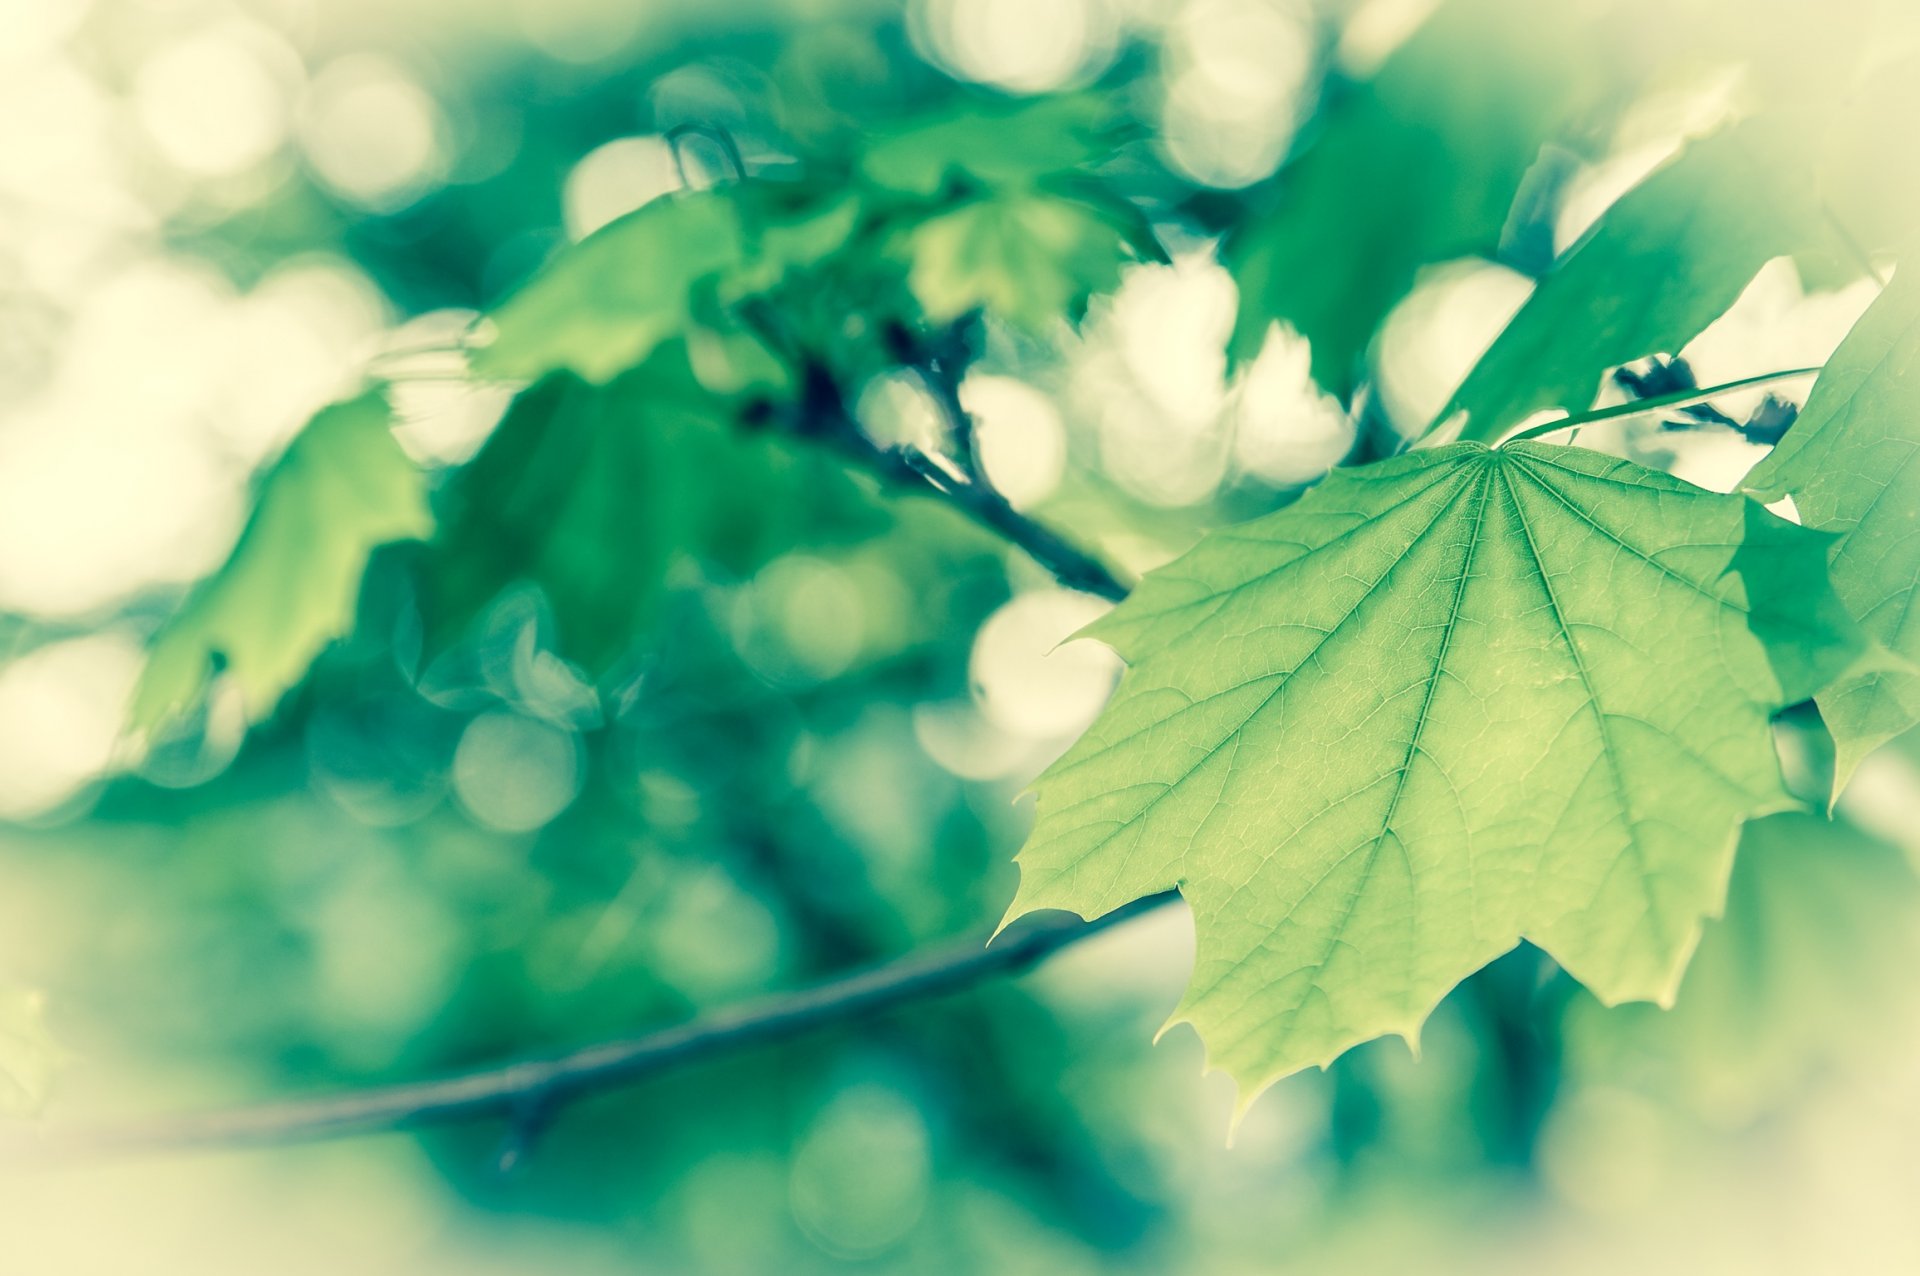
[767,329,1130,603]
[15,894,1176,1160]
[1611,358,1800,445]
[1501,364,1821,445]
[20,316,1143,1162]
[844,423,1132,603]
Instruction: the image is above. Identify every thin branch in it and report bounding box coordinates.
[26,318,1144,1162]
[1502,364,1822,445]
[1608,357,1801,445]
[854,421,1132,603]
[17,894,1176,1160]
[763,327,1130,603]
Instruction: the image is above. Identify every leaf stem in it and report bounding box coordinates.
[744,298,1130,602]
[1500,366,1823,445]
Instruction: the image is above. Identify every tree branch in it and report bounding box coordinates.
[748,303,1131,603]
[828,415,1131,603]
[19,894,1176,1160]
[16,317,1152,1162]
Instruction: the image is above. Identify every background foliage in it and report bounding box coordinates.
[2,0,1919,1272]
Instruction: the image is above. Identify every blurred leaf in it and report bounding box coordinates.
[1744,261,1920,780]
[133,391,430,733]
[1009,441,1859,1105]
[1225,0,1610,393]
[856,95,1157,334]
[0,985,63,1117]
[860,95,1119,199]
[1817,56,1920,256]
[1442,117,1846,443]
[896,188,1138,333]
[718,186,867,304]
[473,191,747,383]
[1566,811,1920,1118]
[424,349,887,671]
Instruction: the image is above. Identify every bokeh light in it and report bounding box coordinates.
[2,1,1917,1272]
[300,56,448,212]
[562,136,682,240]
[131,21,300,179]
[452,710,583,832]
[911,0,1119,95]
[0,633,143,820]
[969,589,1117,741]
[1158,0,1318,188]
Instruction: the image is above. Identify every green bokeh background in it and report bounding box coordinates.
[2,1,1918,1271]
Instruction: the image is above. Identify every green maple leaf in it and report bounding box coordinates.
[858,95,1157,334]
[424,349,885,671]
[1564,810,1920,1118]
[473,190,747,384]
[1007,441,1860,1108]
[1443,118,1847,443]
[1225,0,1612,392]
[896,188,1139,333]
[133,390,431,733]
[859,95,1119,199]
[1744,262,1920,780]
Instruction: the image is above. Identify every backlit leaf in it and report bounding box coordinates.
[1443,118,1845,443]
[897,188,1137,333]
[1225,0,1610,393]
[1008,441,1860,1107]
[1744,262,1920,779]
[133,391,431,732]
[473,191,746,383]
[860,95,1119,199]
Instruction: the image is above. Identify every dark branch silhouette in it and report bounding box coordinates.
[22,895,1176,1159]
[18,349,1151,1159]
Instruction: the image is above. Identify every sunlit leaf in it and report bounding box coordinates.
[133,391,430,733]
[860,95,1119,199]
[1442,118,1846,443]
[1225,0,1610,393]
[1008,441,1860,1106]
[1744,262,1920,778]
[897,188,1138,333]
[473,191,746,383]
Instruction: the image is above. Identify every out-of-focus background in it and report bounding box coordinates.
[2,0,1918,1271]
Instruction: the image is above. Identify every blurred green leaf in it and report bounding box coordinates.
[896,188,1137,333]
[1226,0,1609,393]
[1008,441,1859,1104]
[473,191,747,384]
[1442,118,1846,443]
[718,186,867,304]
[423,349,887,671]
[1566,811,1920,1118]
[1744,261,1920,780]
[133,391,430,733]
[860,95,1119,199]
